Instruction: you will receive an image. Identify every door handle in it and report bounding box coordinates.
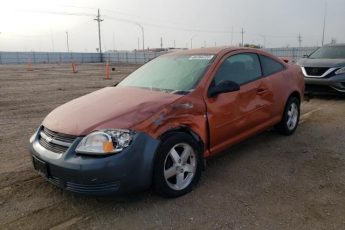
[256,88,268,95]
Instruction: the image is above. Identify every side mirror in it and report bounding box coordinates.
[208,80,240,97]
[302,54,309,58]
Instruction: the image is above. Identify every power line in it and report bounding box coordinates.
[103,15,232,34]
[17,9,94,17]
[17,8,233,35]
[102,8,232,34]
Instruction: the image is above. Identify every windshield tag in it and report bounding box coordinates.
[189,55,213,60]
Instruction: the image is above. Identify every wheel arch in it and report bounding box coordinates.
[158,126,205,155]
[289,90,301,103]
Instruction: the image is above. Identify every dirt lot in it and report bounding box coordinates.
[0,63,345,230]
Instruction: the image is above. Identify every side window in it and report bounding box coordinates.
[259,55,285,76]
[213,53,262,86]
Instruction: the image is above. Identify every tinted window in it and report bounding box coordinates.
[260,55,285,76]
[213,53,262,86]
[309,46,345,59]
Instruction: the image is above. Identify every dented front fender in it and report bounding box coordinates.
[132,92,210,157]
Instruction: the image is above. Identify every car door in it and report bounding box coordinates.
[205,52,274,154]
[258,54,288,120]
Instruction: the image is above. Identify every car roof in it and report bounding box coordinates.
[165,47,255,56]
[162,46,286,66]
[324,43,345,47]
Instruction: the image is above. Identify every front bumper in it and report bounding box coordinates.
[304,73,345,93]
[29,127,160,195]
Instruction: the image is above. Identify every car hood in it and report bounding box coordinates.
[298,58,345,68]
[42,87,182,136]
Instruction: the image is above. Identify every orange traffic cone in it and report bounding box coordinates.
[104,61,111,80]
[71,61,78,73]
[27,59,33,71]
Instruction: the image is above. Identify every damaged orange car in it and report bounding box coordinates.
[29,47,304,197]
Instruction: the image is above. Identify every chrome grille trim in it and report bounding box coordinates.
[43,127,76,143]
[302,67,336,78]
[38,127,77,154]
[40,131,72,147]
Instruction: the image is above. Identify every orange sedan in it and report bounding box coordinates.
[29,47,304,197]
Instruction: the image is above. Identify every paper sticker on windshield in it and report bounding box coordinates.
[189,55,214,60]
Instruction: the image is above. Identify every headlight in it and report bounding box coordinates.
[76,129,136,155]
[335,67,345,75]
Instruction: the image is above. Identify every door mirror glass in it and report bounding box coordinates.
[208,80,240,97]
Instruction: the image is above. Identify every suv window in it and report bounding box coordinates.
[308,46,345,59]
[213,53,262,86]
[260,55,285,76]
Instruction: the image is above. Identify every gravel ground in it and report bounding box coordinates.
[0,63,344,230]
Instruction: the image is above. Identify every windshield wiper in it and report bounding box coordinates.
[170,90,190,95]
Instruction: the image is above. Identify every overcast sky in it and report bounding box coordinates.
[0,0,344,52]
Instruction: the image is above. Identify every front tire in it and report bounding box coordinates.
[275,96,300,135]
[153,133,202,198]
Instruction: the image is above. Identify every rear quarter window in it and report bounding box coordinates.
[259,55,285,76]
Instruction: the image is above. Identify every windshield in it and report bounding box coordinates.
[118,54,214,94]
[309,46,345,59]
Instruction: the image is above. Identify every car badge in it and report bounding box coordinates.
[45,136,53,143]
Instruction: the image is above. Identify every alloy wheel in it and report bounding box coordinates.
[163,143,196,191]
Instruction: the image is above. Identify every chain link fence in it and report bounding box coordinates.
[0,47,318,65]
[263,47,318,61]
[103,51,168,64]
[0,52,101,64]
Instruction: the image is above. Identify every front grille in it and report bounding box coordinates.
[305,67,329,76]
[47,176,120,194]
[42,127,76,143]
[38,127,77,154]
[65,181,120,193]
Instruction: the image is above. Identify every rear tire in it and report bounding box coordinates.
[153,133,202,198]
[275,97,300,135]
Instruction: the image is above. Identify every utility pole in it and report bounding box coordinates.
[112,32,116,51]
[66,32,70,53]
[241,28,245,47]
[190,35,197,49]
[231,26,234,46]
[136,23,145,51]
[160,37,163,49]
[298,33,303,47]
[137,37,140,50]
[51,34,55,52]
[94,9,103,61]
[259,34,266,48]
[322,2,327,46]
[174,40,176,48]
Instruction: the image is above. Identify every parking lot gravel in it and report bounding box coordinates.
[0,63,344,230]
